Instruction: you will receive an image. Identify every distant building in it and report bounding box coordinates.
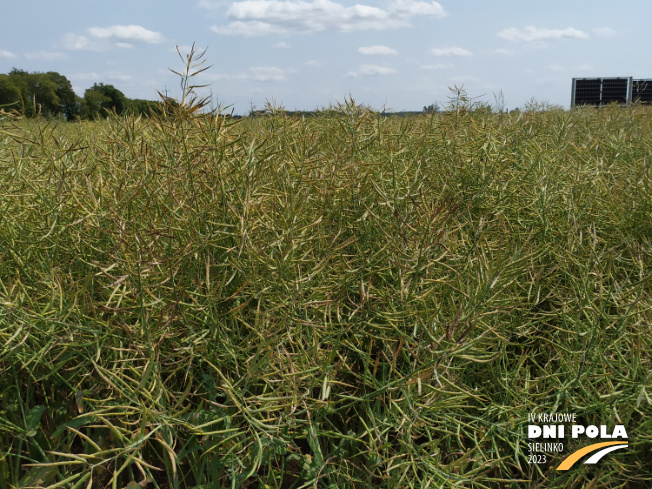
[571,77,652,107]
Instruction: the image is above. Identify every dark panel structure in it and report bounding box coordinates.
[601,78,630,104]
[632,79,652,104]
[571,77,632,107]
[573,78,602,106]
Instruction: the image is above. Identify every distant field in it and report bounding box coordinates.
[1,102,650,488]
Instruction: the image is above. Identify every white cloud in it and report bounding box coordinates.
[274,41,291,48]
[211,0,445,36]
[63,25,164,50]
[62,34,94,50]
[390,0,445,17]
[0,49,18,59]
[213,20,284,36]
[593,27,616,38]
[88,25,165,44]
[497,26,589,42]
[431,47,472,57]
[349,64,396,77]
[358,45,398,55]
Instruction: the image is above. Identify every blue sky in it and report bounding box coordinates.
[2,0,650,114]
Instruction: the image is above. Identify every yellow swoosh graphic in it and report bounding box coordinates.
[556,441,628,471]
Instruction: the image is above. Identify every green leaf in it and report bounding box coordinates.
[52,414,95,438]
[24,405,47,437]
[19,466,57,488]
[274,437,287,456]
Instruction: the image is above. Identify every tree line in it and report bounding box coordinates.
[0,68,160,120]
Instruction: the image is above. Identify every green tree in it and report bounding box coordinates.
[7,69,30,115]
[85,83,127,116]
[82,87,111,119]
[3,69,80,118]
[7,69,61,116]
[423,102,440,114]
[0,74,22,111]
[1,68,157,120]
[46,71,80,119]
[27,73,60,116]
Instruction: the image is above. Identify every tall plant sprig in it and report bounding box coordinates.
[161,43,213,119]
